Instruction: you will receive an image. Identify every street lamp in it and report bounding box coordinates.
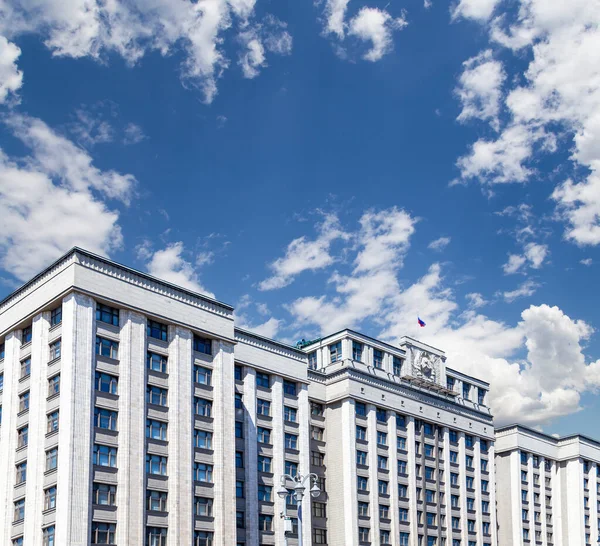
[278,472,321,546]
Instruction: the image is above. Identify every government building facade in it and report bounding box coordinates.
[0,248,595,546]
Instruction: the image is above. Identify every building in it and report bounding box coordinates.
[495,424,600,546]
[0,247,496,546]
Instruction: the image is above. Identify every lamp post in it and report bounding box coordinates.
[278,472,321,546]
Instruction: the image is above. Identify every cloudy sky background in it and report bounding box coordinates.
[1,0,600,435]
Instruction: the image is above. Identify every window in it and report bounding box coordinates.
[483,522,490,535]
[193,531,213,546]
[356,425,367,440]
[38,478,58,508]
[398,484,408,497]
[48,374,60,396]
[257,427,271,443]
[194,365,212,385]
[481,459,488,472]
[482,500,490,514]
[449,429,458,443]
[234,365,242,380]
[20,358,31,378]
[353,341,363,361]
[378,455,388,470]
[235,421,244,438]
[465,455,474,468]
[96,337,118,359]
[450,473,459,486]
[480,439,488,452]
[194,397,212,417]
[193,462,213,482]
[193,335,212,355]
[378,480,388,495]
[146,419,167,441]
[482,480,489,492]
[377,431,387,446]
[17,425,28,447]
[0,372,3,391]
[399,507,409,521]
[312,451,324,466]
[466,498,474,510]
[258,455,272,473]
[468,519,475,532]
[147,319,168,341]
[359,527,370,542]
[194,429,212,449]
[147,455,168,476]
[147,352,167,373]
[22,325,32,344]
[257,514,273,532]
[424,444,434,457]
[94,444,117,467]
[450,450,458,463]
[397,436,407,450]
[235,392,243,409]
[398,460,407,474]
[284,406,297,422]
[312,426,324,441]
[400,533,410,546]
[466,476,474,489]
[329,341,342,362]
[308,351,318,369]
[356,501,369,517]
[93,483,117,506]
[46,448,58,471]
[91,522,116,544]
[357,476,368,490]
[194,496,213,516]
[96,303,119,326]
[313,502,326,518]
[393,356,402,375]
[15,462,27,484]
[380,530,391,544]
[447,376,456,391]
[313,529,328,544]
[356,450,368,465]
[256,372,270,388]
[257,399,271,416]
[521,470,528,482]
[285,433,298,450]
[451,495,459,508]
[425,467,435,480]
[95,372,118,394]
[146,527,167,546]
[462,382,471,399]
[376,407,387,422]
[0,342,3,360]
[426,490,436,503]
[14,498,25,521]
[465,434,474,448]
[236,510,245,528]
[258,484,272,501]
[478,388,486,405]
[147,490,168,512]
[147,385,168,406]
[18,391,30,412]
[373,348,383,368]
[355,402,367,417]
[427,512,436,526]
[236,481,244,498]
[283,380,297,396]
[94,408,117,430]
[49,339,61,360]
[285,460,299,477]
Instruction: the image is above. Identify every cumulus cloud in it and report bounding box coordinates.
[0,1,290,103]
[323,0,351,38]
[503,243,548,274]
[465,292,487,308]
[259,213,351,291]
[348,7,408,62]
[0,115,135,281]
[580,258,593,266]
[235,294,283,338]
[428,236,451,251]
[451,0,500,22]
[123,123,147,145]
[502,279,540,302]
[0,35,23,104]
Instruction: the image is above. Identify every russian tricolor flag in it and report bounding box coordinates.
[417,317,426,327]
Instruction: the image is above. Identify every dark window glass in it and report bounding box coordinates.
[147,320,168,341]
[95,304,119,326]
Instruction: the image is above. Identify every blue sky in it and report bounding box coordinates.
[1,0,600,436]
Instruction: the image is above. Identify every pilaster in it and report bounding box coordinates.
[243,367,259,546]
[388,413,400,545]
[474,438,483,546]
[590,463,599,546]
[298,383,312,542]
[488,443,498,546]
[366,404,381,542]
[406,416,418,545]
[458,432,469,546]
[271,377,286,546]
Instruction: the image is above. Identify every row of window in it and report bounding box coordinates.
[306,341,403,373]
[11,526,55,546]
[16,411,59,448]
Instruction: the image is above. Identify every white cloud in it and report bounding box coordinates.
[70,107,115,147]
[235,294,283,338]
[451,0,500,22]
[348,7,408,62]
[503,279,539,302]
[503,253,527,275]
[424,0,433,9]
[0,115,136,281]
[465,292,487,308]
[0,1,289,103]
[0,35,23,104]
[580,258,593,266]
[123,123,147,145]
[503,242,548,274]
[428,236,451,251]
[259,213,350,291]
[455,50,505,129]
[323,0,351,39]
[143,242,214,297]
[239,36,265,79]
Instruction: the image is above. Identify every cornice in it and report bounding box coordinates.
[235,328,307,362]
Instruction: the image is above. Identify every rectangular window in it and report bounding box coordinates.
[91,522,116,545]
[147,352,168,373]
[376,407,387,422]
[147,319,168,341]
[467,498,475,510]
[285,433,298,450]
[146,419,168,441]
[194,429,212,449]
[236,481,244,498]
[234,365,242,380]
[256,372,270,388]
[285,460,298,477]
[377,431,387,446]
[94,408,117,430]
[359,528,370,542]
[235,421,244,438]
[308,351,318,369]
[449,429,458,443]
[47,411,60,433]
[425,444,434,457]
[398,460,407,474]
[284,406,297,422]
[48,374,60,397]
[356,425,367,440]
[462,382,471,399]
[355,402,367,417]
[397,436,406,450]
[14,499,25,522]
[400,533,410,546]
[147,385,168,406]
[311,451,324,466]
[466,455,474,468]
[451,495,459,508]
[22,326,32,344]
[93,483,117,506]
[447,376,456,391]
[379,505,390,521]
[96,336,118,359]
[423,423,434,435]
[193,462,213,482]
[95,372,118,394]
[146,454,167,476]
[283,380,297,396]
[258,515,273,531]
[15,462,27,484]
[466,476,474,489]
[257,427,271,443]
[194,397,212,417]
[451,473,459,486]
[194,365,212,385]
[194,496,213,516]
[311,402,324,416]
[398,484,408,498]
[313,502,326,518]
[357,476,368,490]
[96,303,119,326]
[193,335,212,355]
[93,444,117,467]
[193,531,213,546]
[373,348,383,368]
[235,392,243,409]
[311,426,324,441]
[378,480,388,495]
[478,387,486,405]
[393,356,402,375]
[46,448,58,471]
[329,341,342,363]
[426,490,436,503]
[378,455,388,470]
[313,529,328,544]
[465,434,474,447]
[257,398,271,416]
[20,358,31,378]
[257,455,272,473]
[235,451,244,468]
[49,339,61,360]
[258,484,272,502]
[236,510,245,528]
[399,508,409,521]
[18,391,30,412]
[427,512,436,526]
[146,527,167,546]
[0,342,4,360]
[352,341,363,361]
[356,450,368,465]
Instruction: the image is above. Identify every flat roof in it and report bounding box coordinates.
[497,423,600,450]
[235,327,307,356]
[301,328,407,355]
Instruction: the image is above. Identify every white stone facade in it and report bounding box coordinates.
[0,247,593,546]
[495,424,600,546]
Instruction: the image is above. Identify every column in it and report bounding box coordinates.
[564,459,586,546]
[527,454,536,546]
[474,439,483,546]
[366,405,381,543]
[23,312,50,546]
[341,399,359,546]
[55,292,95,546]
[539,457,548,546]
[271,377,286,546]
[388,413,400,545]
[406,416,419,545]
[298,384,312,543]
[442,427,451,545]
[590,464,599,546]
[509,450,523,546]
[243,368,258,546]
[167,326,193,545]
[458,432,469,546]
[550,460,563,546]
[115,310,146,545]
[488,443,498,546]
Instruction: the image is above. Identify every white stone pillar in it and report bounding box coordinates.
[590,464,599,546]
[474,438,483,546]
[271,377,286,546]
[55,292,95,546]
[167,326,193,545]
[243,367,259,546]
[115,310,146,545]
[527,454,536,545]
[509,450,523,546]
[551,460,563,546]
[406,416,419,545]
[489,443,498,546]
[442,427,451,545]
[366,405,381,542]
[341,399,358,546]
[539,457,548,546]
[298,383,312,542]
[565,459,586,546]
[388,413,400,545]
[458,432,469,546]
[23,312,50,546]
